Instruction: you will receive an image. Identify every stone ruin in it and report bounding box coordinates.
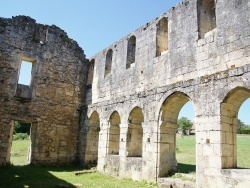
[1,0,250,187]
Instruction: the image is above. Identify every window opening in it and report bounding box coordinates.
[126,36,136,69]
[198,0,216,39]
[87,59,95,86]
[18,60,33,85]
[105,49,113,78]
[156,17,168,57]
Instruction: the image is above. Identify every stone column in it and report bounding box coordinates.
[30,122,38,164]
[195,116,222,187]
[97,120,109,172]
[142,120,159,181]
[118,123,129,177]
[0,119,13,165]
[158,121,178,177]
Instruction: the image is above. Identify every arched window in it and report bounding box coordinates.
[126,36,136,69]
[156,17,168,57]
[87,59,95,86]
[126,107,144,157]
[198,0,216,39]
[105,49,113,78]
[108,111,121,155]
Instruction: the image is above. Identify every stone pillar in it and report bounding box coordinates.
[118,123,129,177]
[142,121,158,181]
[195,116,222,187]
[0,119,13,165]
[158,121,178,177]
[30,122,38,164]
[97,120,109,172]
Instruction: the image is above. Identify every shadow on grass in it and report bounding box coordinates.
[177,163,196,174]
[0,165,84,188]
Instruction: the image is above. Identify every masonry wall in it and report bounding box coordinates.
[83,0,250,187]
[0,16,87,165]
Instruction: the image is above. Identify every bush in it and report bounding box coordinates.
[241,128,250,134]
[14,121,30,135]
[13,133,29,141]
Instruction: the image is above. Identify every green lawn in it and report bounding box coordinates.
[176,135,196,173]
[176,134,250,173]
[237,134,250,168]
[0,165,157,188]
[1,139,157,188]
[10,139,31,166]
[3,135,250,187]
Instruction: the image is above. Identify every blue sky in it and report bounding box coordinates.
[1,0,180,58]
[1,0,249,124]
[178,101,250,125]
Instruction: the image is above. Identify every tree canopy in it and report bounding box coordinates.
[14,121,31,135]
[177,117,192,134]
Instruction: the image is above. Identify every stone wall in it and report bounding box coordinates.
[82,0,250,187]
[1,0,250,187]
[0,16,87,165]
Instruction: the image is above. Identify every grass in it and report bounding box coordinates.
[10,139,31,166]
[3,135,250,187]
[237,134,250,168]
[1,139,157,188]
[176,134,250,174]
[0,166,157,188]
[176,135,196,174]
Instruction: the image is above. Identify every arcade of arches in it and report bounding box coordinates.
[83,84,250,186]
[1,0,250,187]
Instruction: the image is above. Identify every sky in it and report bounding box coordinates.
[1,0,249,124]
[0,0,180,58]
[178,100,250,125]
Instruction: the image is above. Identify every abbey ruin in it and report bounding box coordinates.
[1,0,250,187]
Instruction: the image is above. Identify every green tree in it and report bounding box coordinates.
[177,117,192,135]
[14,121,31,135]
[237,119,246,134]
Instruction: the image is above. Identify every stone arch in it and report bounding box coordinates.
[156,17,168,57]
[108,111,121,155]
[85,111,100,164]
[220,87,250,168]
[198,0,216,39]
[126,35,136,69]
[157,91,195,177]
[126,106,144,157]
[105,49,113,78]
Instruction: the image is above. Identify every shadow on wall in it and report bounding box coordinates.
[0,165,79,188]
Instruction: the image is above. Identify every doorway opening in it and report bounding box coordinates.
[10,121,31,166]
[237,98,250,168]
[158,92,196,178]
[221,88,250,169]
[176,101,196,174]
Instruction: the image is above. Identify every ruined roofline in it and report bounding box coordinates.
[0,15,86,61]
[89,0,189,60]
